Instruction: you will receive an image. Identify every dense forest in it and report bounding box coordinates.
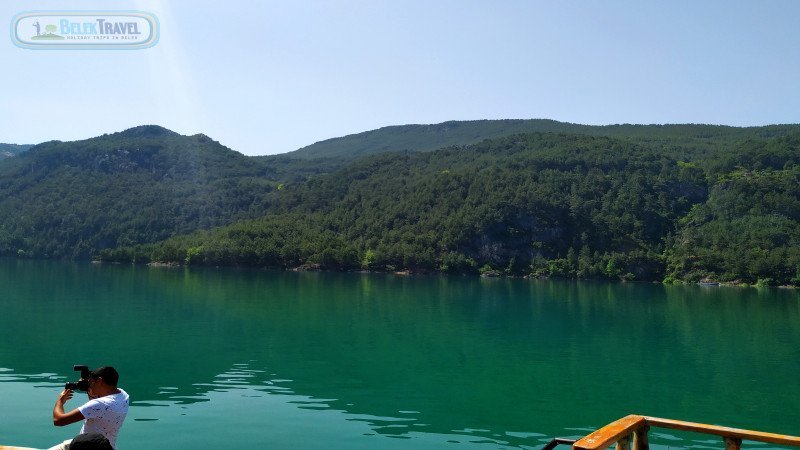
[112,128,800,286]
[2,121,799,285]
[0,126,319,258]
[288,119,800,161]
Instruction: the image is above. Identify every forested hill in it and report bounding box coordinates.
[0,125,285,259]
[108,130,800,285]
[3,121,800,284]
[286,119,800,160]
[0,143,33,159]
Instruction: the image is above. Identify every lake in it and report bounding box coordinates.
[1,258,798,449]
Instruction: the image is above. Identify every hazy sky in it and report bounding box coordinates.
[2,1,799,155]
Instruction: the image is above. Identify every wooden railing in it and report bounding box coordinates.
[572,415,800,450]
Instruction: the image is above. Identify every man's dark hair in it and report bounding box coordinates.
[91,366,119,387]
[70,432,113,450]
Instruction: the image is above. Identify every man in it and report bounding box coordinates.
[50,366,129,450]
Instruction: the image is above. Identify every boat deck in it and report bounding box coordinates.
[4,415,800,450]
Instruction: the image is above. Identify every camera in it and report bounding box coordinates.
[64,365,92,391]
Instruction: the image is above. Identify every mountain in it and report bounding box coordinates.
[109,129,800,285]
[0,143,34,160]
[4,121,800,284]
[286,119,800,160]
[0,125,282,259]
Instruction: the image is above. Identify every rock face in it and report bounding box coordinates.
[0,143,34,160]
[468,216,564,267]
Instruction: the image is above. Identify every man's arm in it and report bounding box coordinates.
[53,389,85,426]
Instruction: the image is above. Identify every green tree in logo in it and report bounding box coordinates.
[31,23,64,40]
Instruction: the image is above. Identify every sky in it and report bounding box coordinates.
[2,0,799,156]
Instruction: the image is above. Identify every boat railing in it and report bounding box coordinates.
[542,437,578,450]
[571,414,800,450]
[6,414,800,450]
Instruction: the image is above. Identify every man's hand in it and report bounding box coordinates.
[53,389,84,426]
[57,389,73,405]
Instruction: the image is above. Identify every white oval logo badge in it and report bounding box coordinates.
[11,11,159,50]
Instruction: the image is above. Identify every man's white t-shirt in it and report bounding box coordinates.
[78,389,129,449]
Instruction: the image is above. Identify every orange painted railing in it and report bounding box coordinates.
[572,415,800,450]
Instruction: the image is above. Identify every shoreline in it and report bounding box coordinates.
[80,258,800,288]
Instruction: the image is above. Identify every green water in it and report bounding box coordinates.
[0,259,798,449]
